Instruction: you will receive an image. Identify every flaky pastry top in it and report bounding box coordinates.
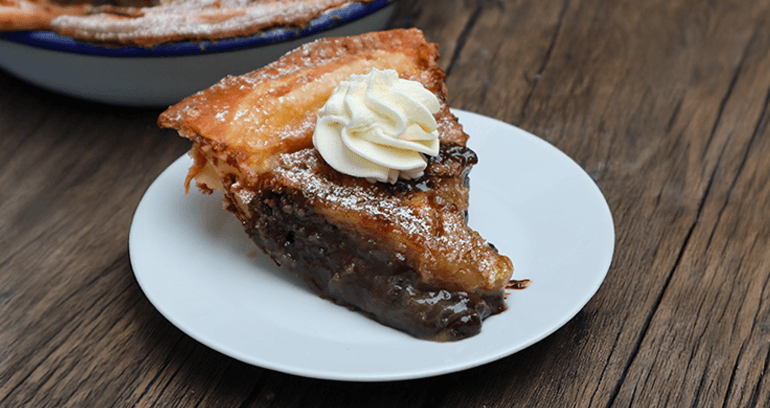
[159,28,465,183]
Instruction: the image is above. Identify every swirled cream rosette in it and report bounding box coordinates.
[313,68,440,184]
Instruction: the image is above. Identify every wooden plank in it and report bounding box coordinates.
[0,78,190,407]
[416,0,770,407]
[613,15,770,404]
[0,0,769,406]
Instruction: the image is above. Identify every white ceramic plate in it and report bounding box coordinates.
[129,109,615,382]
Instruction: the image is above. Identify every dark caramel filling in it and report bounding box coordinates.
[213,143,509,341]
[236,184,505,341]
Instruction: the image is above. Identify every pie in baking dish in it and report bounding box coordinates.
[158,28,514,341]
[1,0,380,47]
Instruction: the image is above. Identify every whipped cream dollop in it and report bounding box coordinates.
[312,68,441,184]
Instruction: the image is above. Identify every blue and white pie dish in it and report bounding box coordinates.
[0,0,396,107]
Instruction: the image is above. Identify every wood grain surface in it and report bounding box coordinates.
[1,0,769,406]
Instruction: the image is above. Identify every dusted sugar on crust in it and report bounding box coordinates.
[161,28,458,180]
[264,144,512,296]
[0,0,378,47]
[158,29,514,341]
[0,0,90,31]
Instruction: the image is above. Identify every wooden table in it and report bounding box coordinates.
[2,0,769,406]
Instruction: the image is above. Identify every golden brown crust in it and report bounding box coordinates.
[159,28,454,181]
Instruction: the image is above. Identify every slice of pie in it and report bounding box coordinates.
[158,28,514,341]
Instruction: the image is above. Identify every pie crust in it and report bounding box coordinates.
[158,28,514,341]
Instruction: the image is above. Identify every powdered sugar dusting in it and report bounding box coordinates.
[269,146,512,292]
[49,0,377,47]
